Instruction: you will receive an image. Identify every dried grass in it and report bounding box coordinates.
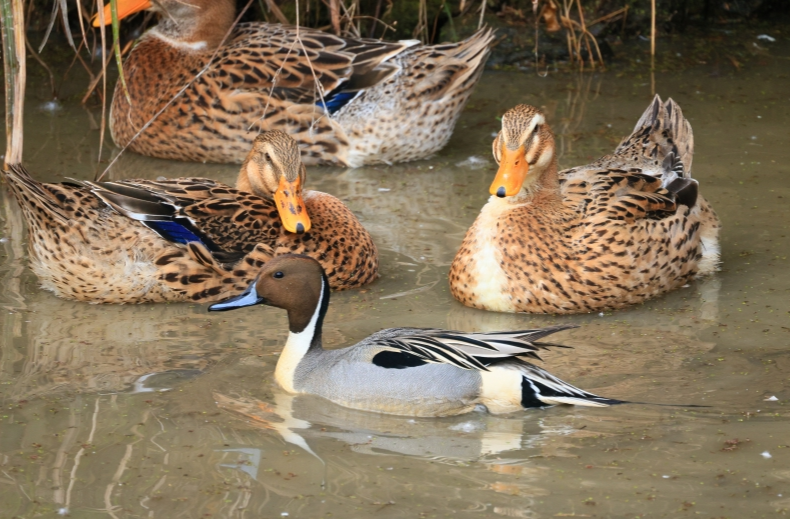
[1,0,27,168]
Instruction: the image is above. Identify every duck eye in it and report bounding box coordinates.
[533,125,540,135]
[264,152,271,162]
[273,271,284,279]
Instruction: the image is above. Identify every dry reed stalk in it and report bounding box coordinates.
[650,0,656,67]
[63,39,98,97]
[557,0,603,69]
[95,0,108,165]
[24,32,56,98]
[329,0,340,34]
[369,0,383,36]
[263,0,289,24]
[413,0,429,42]
[1,0,26,168]
[108,0,131,102]
[336,0,363,38]
[588,6,628,27]
[81,39,131,104]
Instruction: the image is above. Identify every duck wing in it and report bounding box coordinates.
[367,325,618,407]
[218,23,419,113]
[368,324,578,372]
[560,96,699,223]
[80,178,279,258]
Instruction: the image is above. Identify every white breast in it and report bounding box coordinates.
[465,196,521,313]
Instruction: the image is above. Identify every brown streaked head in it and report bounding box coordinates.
[489,104,556,198]
[209,255,327,334]
[237,131,311,234]
[93,0,235,48]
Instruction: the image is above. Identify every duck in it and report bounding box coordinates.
[208,254,621,417]
[3,130,378,304]
[91,0,494,167]
[449,95,721,314]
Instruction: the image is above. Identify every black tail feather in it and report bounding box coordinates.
[666,177,698,208]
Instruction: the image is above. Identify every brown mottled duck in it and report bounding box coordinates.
[449,95,720,314]
[3,131,378,304]
[92,0,494,167]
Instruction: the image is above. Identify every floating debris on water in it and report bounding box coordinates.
[449,421,484,433]
[455,155,489,169]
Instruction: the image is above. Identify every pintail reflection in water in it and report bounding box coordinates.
[214,390,603,469]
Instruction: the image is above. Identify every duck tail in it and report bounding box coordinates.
[412,27,494,101]
[2,164,70,224]
[615,94,695,178]
[518,363,625,408]
[441,27,495,92]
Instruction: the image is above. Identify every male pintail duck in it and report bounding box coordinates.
[209,254,621,417]
[449,95,721,314]
[92,0,494,167]
[3,131,378,304]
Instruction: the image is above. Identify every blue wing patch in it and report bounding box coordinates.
[145,221,206,246]
[317,91,358,115]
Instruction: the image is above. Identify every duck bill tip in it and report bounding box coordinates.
[489,147,529,198]
[274,177,311,234]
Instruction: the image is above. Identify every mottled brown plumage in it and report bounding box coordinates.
[96,0,493,167]
[449,96,720,314]
[2,131,378,304]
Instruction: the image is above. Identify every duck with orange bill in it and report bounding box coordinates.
[2,131,378,304]
[449,96,720,314]
[91,0,493,166]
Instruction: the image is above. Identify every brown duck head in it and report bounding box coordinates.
[238,131,312,234]
[489,105,557,198]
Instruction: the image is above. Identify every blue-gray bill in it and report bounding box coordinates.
[208,281,264,311]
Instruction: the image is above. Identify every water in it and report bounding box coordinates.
[2,45,790,518]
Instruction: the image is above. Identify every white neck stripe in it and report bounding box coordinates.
[274,281,324,393]
[150,28,208,51]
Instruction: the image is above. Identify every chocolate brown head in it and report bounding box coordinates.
[209,255,328,334]
[238,131,311,234]
[489,105,556,198]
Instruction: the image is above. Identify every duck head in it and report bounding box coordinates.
[489,105,557,198]
[92,0,235,49]
[209,255,329,336]
[237,131,312,234]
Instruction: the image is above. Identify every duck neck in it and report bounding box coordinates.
[275,275,330,393]
[153,1,235,51]
[236,167,255,194]
[511,157,562,206]
[236,164,273,200]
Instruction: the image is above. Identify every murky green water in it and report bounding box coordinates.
[2,39,790,518]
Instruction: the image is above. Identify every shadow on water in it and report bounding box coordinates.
[2,40,790,516]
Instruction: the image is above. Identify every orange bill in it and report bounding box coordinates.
[92,0,153,28]
[274,176,311,234]
[489,145,529,198]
